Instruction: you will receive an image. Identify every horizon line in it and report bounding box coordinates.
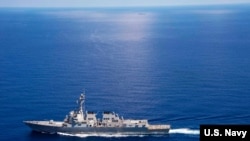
[0,3,249,9]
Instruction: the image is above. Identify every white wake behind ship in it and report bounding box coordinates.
[24,93,170,135]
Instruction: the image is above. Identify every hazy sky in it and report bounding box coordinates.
[0,0,249,7]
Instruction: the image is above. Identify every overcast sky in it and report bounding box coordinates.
[0,0,249,7]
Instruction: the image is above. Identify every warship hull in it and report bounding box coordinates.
[24,94,170,135]
[24,121,170,135]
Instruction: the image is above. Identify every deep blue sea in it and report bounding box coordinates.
[1,4,250,141]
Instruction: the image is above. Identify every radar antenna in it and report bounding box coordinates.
[77,92,85,113]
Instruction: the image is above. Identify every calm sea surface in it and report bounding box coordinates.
[0,5,250,141]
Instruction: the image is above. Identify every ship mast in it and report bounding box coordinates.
[78,93,85,118]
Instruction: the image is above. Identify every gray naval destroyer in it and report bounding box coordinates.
[24,93,170,135]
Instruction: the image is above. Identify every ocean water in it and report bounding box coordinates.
[1,4,250,141]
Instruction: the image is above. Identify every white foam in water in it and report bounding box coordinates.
[169,128,200,135]
[58,128,199,138]
[58,132,146,138]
